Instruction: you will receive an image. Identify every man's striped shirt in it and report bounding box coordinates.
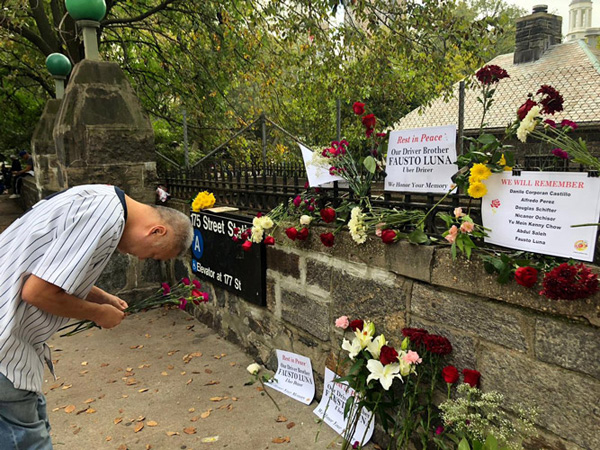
[0,185,126,393]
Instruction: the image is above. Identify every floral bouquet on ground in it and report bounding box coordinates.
[326,316,421,450]
[191,191,216,211]
[58,278,209,337]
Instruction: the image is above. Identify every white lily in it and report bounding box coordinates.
[366,360,402,390]
[354,321,375,349]
[342,337,362,360]
[366,334,387,359]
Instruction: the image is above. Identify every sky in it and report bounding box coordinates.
[502,0,578,37]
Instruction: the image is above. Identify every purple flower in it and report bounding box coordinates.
[560,119,578,130]
[435,425,444,435]
[161,282,171,296]
[551,148,569,159]
[293,195,302,207]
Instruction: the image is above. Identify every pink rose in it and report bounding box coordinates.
[402,350,422,364]
[335,316,350,329]
[375,223,386,237]
[453,207,465,218]
[460,221,474,233]
[445,225,458,243]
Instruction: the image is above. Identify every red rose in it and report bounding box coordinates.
[264,235,275,245]
[320,208,336,223]
[381,229,397,244]
[297,227,309,241]
[320,232,335,247]
[517,99,537,120]
[349,319,364,331]
[362,113,376,129]
[442,365,460,384]
[423,334,452,355]
[285,227,298,241]
[241,240,252,252]
[352,102,365,115]
[514,266,538,288]
[379,346,399,366]
[462,369,481,387]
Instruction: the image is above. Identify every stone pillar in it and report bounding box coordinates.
[53,59,157,203]
[31,99,66,198]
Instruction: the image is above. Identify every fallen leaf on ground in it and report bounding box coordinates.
[117,445,127,450]
[134,422,144,433]
[49,382,63,390]
[204,380,220,386]
[81,361,88,366]
[79,370,88,375]
[166,431,179,437]
[183,427,197,435]
[130,345,144,349]
[186,379,193,385]
[61,384,72,390]
[64,405,75,414]
[138,364,150,369]
[138,388,149,393]
[188,408,195,413]
[114,417,123,425]
[200,410,211,419]
[167,365,174,370]
[52,407,60,412]
[201,436,219,443]
[190,416,199,422]
[100,363,109,367]
[205,369,213,374]
[86,408,96,414]
[161,372,168,376]
[286,422,295,429]
[230,362,236,367]
[256,387,264,392]
[137,416,145,422]
[209,397,223,402]
[272,436,291,444]
[180,371,186,375]
[106,436,112,441]
[145,333,151,338]
[213,355,221,360]
[147,421,158,427]
[276,415,288,422]
[122,394,129,398]
[167,350,179,356]
[84,398,95,404]
[232,397,238,401]
[126,378,138,386]
[72,427,81,435]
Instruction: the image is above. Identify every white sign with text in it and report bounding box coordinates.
[313,368,374,446]
[266,350,315,405]
[385,125,458,193]
[482,171,600,261]
[299,143,345,187]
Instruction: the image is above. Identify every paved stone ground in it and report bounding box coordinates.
[44,309,348,450]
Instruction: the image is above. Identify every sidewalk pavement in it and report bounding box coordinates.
[0,194,23,232]
[44,308,361,450]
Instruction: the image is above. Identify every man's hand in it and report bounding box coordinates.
[105,293,128,311]
[94,304,125,329]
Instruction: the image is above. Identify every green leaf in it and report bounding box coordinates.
[458,438,472,450]
[408,229,429,244]
[477,134,497,145]
[473,440,484,450]
[363,155,376,174]
[343,396,355,419]
[483,434,498,450]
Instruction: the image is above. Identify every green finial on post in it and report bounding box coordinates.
[45,53,72,99]
[65,0,106,61]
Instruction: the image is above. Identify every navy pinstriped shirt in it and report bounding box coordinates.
[0,185,126,393]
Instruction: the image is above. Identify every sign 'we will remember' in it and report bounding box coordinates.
[482,172,600,261]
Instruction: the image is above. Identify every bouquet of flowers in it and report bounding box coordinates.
[328,316,421,450]
[191,191,216,211]
[58,278,209,336]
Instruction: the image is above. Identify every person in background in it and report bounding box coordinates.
[9,151,33,199]
[0,184,194,449]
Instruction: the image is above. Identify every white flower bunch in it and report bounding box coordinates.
[348,207,368,244]
[516,105,541,143]
[250,215,274,243]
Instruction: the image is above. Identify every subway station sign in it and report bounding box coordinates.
[191,209,266,306]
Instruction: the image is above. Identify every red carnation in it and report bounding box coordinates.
[297,227,309,241]
[362,113,376,129]
[264,235,275,245]
[423,334,453,356]
[514,266,538,288]
[462,369,481,387]
[349,319,364,331]
[352,102,365,115]
[475,64,509,85]
[401,328,428,347]
[379,346,399,366]
[539,263,599,300]
[365,127,374,138]
[285,227,298,241]
[320,208,336,223]
[320,232,335,247]
[381,229,397,244]
[517,99,537,120]
[537,85,564,115]
[242,240,252,252]
[442,365,460,384]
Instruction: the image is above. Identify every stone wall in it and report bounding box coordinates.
[169,200,599,449]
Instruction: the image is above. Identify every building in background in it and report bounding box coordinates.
[567,0,600,46]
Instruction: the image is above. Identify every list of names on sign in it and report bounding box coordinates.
[482,172,600,261]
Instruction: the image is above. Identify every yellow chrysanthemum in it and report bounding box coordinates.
[469,174,482,184]
[499,154,506,166]
[504,166,513,172]
[468,181,488,199]
[470,163,492,180]
[192,191,216,211]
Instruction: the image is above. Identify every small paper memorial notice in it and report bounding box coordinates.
[385,125,458,193]
[482,171,600,261]
[299,143,344,187]
[266,350,315,405]
[313,368,374,446]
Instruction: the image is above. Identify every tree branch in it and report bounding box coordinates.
[29,0,60,52]
[101,0,178,26]
[0,13,54,56]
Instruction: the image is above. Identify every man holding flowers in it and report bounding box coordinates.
[0,184,193,449]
